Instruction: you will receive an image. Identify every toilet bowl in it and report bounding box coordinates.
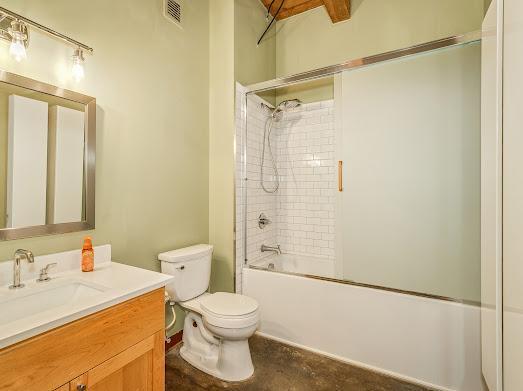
[159,245,259,382]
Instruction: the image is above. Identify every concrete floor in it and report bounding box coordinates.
[165,335,435,391]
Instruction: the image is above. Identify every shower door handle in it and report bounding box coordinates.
[338,161,343,192]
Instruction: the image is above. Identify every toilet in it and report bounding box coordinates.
[159,244,259,382]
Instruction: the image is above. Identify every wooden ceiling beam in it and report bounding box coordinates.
[261,0,350,22]
[278,0,324,20]
[323,0,350,23]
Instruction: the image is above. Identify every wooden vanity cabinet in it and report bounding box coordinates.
[0,288,165,391]
[68,332,163,391]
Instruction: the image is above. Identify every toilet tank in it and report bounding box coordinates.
[159,244,213,302]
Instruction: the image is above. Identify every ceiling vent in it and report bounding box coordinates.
[164,0,183,28]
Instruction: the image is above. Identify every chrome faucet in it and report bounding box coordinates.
[261,244,281,255]
[9,249,35,289]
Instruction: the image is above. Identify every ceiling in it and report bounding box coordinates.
[261,0,350,23]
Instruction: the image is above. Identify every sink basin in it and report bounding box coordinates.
[0,280,107,326]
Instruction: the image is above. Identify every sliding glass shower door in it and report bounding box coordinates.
[337,42,482,302]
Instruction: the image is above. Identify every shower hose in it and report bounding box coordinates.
[261,116,279,193]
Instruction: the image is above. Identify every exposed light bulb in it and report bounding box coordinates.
[8,21,27,62]
[71,48,85,82]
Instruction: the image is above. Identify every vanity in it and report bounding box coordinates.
[0,67,175,389]
[0,245,172,391]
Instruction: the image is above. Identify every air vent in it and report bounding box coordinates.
[164,0,182,27]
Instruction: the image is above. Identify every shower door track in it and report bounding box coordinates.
[244,30,481,94]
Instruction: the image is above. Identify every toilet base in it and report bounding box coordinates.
[180,312,255,382]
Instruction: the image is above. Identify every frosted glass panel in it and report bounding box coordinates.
[340,43,481,302]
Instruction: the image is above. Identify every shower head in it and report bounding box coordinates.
[272,98,302,120]
[276,99,302,112]
[280,99,302,110]
[260,98,302,121]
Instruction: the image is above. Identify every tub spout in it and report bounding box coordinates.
[261,244,281,255]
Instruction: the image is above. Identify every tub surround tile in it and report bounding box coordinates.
[275,100,336,259]
[235,83,337,292]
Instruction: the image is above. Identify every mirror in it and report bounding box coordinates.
[0,71,95,240]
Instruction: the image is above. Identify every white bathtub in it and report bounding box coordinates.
[250,253,335,278]
[243,256,485,391]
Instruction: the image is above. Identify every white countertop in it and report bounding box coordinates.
[0,245,173,349]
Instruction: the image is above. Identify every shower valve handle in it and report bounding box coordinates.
[258,213,272,229]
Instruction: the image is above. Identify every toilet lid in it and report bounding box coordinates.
[200,292,258,317]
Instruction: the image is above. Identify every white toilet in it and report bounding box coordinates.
[159,244,259,382]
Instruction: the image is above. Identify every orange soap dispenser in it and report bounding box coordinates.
[82,236,94,272]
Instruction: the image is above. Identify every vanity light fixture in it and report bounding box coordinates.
[7,20,28,62]
[71,48,85,82]
[0,7,93,80]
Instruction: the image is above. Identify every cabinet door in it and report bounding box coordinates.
[53,385,69,391]
[70,332,164,391]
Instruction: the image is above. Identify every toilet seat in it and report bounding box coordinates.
[200,292,259,329]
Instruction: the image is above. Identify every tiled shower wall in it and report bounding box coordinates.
[236,85,279,292]
[235,83,336,292]
[275,101,336,258]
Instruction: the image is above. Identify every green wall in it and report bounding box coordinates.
[273,77,334,104]
[0,0,272,334]
[234,0,276,104]
[209,0,235,294]
[0,1,210,273]
[275,0,485,77]
[272,0,484,103]
[234,0,276,87]
[208,0,277,294]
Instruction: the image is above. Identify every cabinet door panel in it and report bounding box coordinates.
[122,350,153,390]
[91,352,152,391]
[89,334,154,386]
[90,368,123,391]
[71,331,162,391]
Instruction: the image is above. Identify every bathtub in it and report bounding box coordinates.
[243,255,485,391]
[250,253,335,279]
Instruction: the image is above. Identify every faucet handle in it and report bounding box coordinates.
[258,213,272,229]
[37,262,57,282]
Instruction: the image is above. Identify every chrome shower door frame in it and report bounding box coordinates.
[238,31,481,301]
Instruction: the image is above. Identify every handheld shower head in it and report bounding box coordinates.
[272,98,302,120]
[280,99,302,110]
[259,97,302,194]
[260,99,302,120]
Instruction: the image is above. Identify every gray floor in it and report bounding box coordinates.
[165,335,435,391]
